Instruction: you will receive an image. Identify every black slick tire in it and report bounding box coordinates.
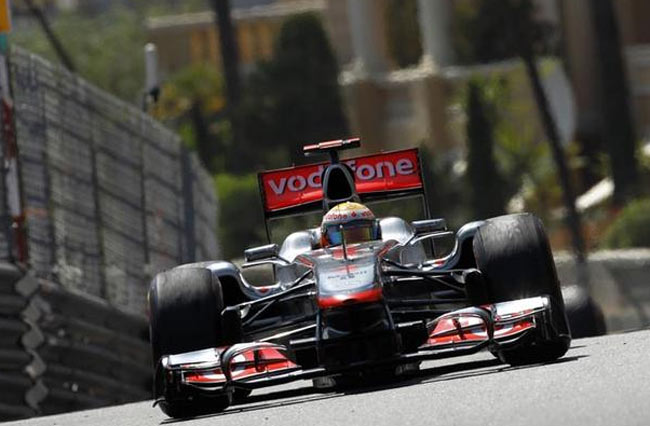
[149,267,230,417]
[473,213,571,365]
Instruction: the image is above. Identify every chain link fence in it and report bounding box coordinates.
[7,47,219,315]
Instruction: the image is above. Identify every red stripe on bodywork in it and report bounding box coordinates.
[318,287,383,309]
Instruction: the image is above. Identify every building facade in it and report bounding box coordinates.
[147,0,650,156]
[146,0,325,77]
[562,0,650,141]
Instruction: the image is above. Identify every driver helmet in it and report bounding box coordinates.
[320,202,380,247]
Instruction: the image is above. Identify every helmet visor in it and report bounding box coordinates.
[325,221,376,246]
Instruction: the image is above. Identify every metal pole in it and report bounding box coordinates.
[144,43,160,107]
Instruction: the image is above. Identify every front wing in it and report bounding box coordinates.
[156,296,559,402]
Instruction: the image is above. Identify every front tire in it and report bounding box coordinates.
[473,213,571,365]
[149,267,231,417]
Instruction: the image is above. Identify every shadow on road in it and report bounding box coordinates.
[160,355,587,424]
[412,355,586,387]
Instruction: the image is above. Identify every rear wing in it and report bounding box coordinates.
[258,148,430,229]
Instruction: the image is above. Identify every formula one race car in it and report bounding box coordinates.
[149,139,571,418]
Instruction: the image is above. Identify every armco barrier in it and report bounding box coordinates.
[35,280,151,415]
[0,262,150,420]
[0,263,43,420]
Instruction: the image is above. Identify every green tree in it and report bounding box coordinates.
[210,0,241,108]
[590,0,640,205]
[456,0,586,263]
[215,174,266,259]
[235,13,348,171]
[385,0,422,68]
[601,198,650,248]
[453,0,555,64]
[10,7,146,102]
[465,81,508,219]
[10,1,212,102]
[158,64,226,172]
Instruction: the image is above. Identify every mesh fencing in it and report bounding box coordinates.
[8,47,219,315]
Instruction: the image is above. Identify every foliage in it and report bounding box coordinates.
[482,71,559,221]
[453,0,556,64]
[11,7,146,103]
[464,80,508,219]
[601,198,650,248]
[385,0,422,68]
[416,144,470,231]
[450,2,566,221]
[159,64,224,118]
[157,64,226,172]
[215,173,267,259]
[12,0,209,16]
[136,0,209,16]
[10,1,212,102]
[235,13,348,172]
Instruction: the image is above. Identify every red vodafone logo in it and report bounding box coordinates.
[266,158,416,196]
[260,149,423,212]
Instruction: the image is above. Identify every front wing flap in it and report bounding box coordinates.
[157,296,557,399]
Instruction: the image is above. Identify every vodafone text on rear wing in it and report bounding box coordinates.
[258,148,430,231]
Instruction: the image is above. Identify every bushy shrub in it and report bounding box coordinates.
[235,12,348,171]
[215,174,267,259]
[465,80,508,219]
[601,198,650,248]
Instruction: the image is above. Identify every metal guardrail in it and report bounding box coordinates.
[0,263,42,420]
[1,262,151,421]
[36,280,151,415]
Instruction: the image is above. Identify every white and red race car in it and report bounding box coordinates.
[149,139,571,418]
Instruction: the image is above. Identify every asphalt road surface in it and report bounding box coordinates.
[6,329,650,426]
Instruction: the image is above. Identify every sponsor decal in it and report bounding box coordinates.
[323,202,374,222]
[260,148,422,212]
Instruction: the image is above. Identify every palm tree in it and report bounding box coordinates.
[210,0,241,108]
[590,0,639,205]
[504,1,587,265]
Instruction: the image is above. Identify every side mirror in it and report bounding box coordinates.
[244,244,279,262]
[411,219,447,236]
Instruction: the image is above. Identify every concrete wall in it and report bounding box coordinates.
[555,250,650,332]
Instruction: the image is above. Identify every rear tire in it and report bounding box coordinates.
[149,267,231,417]
[473,213,571,365]
[562,285,607,338]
